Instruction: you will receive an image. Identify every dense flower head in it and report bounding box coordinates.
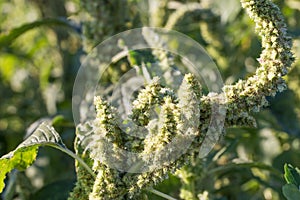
[69,0,295,199]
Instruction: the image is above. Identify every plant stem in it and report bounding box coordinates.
[148,188,177,200]
[48,143,96,178]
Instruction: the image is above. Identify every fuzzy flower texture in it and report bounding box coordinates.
[68,0,295,199]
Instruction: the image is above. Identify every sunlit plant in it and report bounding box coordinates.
[0,0,297,199]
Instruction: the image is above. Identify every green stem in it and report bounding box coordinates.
[47,143,96,178]
[148,188,177,200]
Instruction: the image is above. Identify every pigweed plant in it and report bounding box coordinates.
[0,0,296,199]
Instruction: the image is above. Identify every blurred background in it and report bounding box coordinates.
[0,0,299,199]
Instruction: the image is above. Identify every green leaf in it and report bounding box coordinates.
[0,122,66,193]
[282,184,300,200]
[52,115,66,126]
[284,163,300,187]
[206,162,282,178]
[0,120,95,194]
[0,18,77,48]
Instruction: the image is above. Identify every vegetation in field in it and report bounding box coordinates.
[0,0,300,199]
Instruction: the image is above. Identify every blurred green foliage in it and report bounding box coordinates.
[283,163,300,200]
[0,0,299,199]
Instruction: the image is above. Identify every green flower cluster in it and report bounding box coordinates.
[68,123,95,200]
[69,0,295,199]
[223,0,295,126]
[69,74,204,199]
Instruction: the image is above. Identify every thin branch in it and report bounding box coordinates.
[148,188,178,200]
